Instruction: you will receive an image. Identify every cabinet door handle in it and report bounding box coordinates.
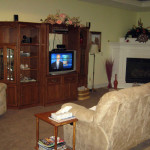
[51,79,57,83]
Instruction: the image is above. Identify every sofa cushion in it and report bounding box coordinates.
[94,91,123,138]
[94,83,150,149]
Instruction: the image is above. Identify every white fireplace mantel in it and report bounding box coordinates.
[109,38,150,88]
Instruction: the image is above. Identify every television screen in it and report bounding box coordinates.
[49,51,75,74]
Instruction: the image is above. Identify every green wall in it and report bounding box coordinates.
[0,0,146,88]
[137,12,150,27]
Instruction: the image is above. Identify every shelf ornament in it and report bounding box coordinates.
[125,19,150,43]
[42,11,84,27]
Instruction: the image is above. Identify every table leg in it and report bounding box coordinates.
[54,126,58,150]
[36,117,39,149]
[73,122,76,150]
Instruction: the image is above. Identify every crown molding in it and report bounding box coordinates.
[80,0,150,11]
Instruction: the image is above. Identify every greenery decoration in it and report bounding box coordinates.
[125,19,150,41]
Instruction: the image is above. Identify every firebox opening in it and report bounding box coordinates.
[126,58,150,83]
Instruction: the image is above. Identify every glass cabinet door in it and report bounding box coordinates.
[6,47,15,82]
[0,46,16,83]
[0,48,4,81]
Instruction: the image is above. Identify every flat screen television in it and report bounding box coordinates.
[49,50,76,75]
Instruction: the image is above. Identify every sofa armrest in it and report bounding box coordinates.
[64,121,109,150]
[61,103,95,123]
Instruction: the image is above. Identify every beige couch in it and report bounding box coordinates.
[62,83,150,150]
[0,83,7,115]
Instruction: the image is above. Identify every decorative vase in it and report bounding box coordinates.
[105,59,114,89]
[108,81,112,88]
[114,74,118,89]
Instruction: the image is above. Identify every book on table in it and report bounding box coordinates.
[38,136,67,150]
[39,142,67,150]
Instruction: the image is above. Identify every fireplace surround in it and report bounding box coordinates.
[109,38,150,88]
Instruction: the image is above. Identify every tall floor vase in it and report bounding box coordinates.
[108,80,112,88]
[105,59,114,89]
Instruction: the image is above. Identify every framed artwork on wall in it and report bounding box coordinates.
[90,32,101,52]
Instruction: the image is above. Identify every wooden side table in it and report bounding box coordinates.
[34,111,78,150]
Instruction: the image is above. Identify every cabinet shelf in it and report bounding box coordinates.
[21,68,37,71]
[0,43,16,46]
[21,43,40,46]
[20,56,38,59]
[20,80,37,83]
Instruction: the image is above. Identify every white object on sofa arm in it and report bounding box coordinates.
[56,106,72,114]
[0,83,7,115]
[61,103,95,123]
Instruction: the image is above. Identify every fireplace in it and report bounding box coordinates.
[126,58,150,83]
[109,38,150,88]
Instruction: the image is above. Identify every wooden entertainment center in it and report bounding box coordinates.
[0,22,89,108]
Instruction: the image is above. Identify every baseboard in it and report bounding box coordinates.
[88,83,107,89]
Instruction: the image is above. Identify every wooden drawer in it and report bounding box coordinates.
[47,77,61,84]
[64,75,77,83]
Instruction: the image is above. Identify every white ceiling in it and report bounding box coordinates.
[80,0,150,11]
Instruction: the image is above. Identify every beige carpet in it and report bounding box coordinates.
[0,88,150,150]
[0,88,107,150]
